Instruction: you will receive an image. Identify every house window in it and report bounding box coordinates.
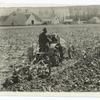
[31,20,34,25]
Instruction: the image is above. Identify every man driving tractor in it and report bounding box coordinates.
[38,27,66,63]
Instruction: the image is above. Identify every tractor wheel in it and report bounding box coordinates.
[37,63,51,79]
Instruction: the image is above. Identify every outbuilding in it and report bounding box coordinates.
[63,19,73,24]
[88,17,100,24]
[51,16,60,24]
[25,13,42,25]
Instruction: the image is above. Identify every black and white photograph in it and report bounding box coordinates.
[0,3,100,94]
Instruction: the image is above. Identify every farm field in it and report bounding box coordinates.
[0,24,100,91]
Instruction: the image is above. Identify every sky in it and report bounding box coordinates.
[0,0,100,7]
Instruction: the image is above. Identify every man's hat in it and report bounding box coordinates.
[42,27,47,32]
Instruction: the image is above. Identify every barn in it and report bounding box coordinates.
[88,17,100,24]
[1,12,42,26]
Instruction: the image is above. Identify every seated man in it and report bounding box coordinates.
[47,32,60,44]
[48,33,66,61]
